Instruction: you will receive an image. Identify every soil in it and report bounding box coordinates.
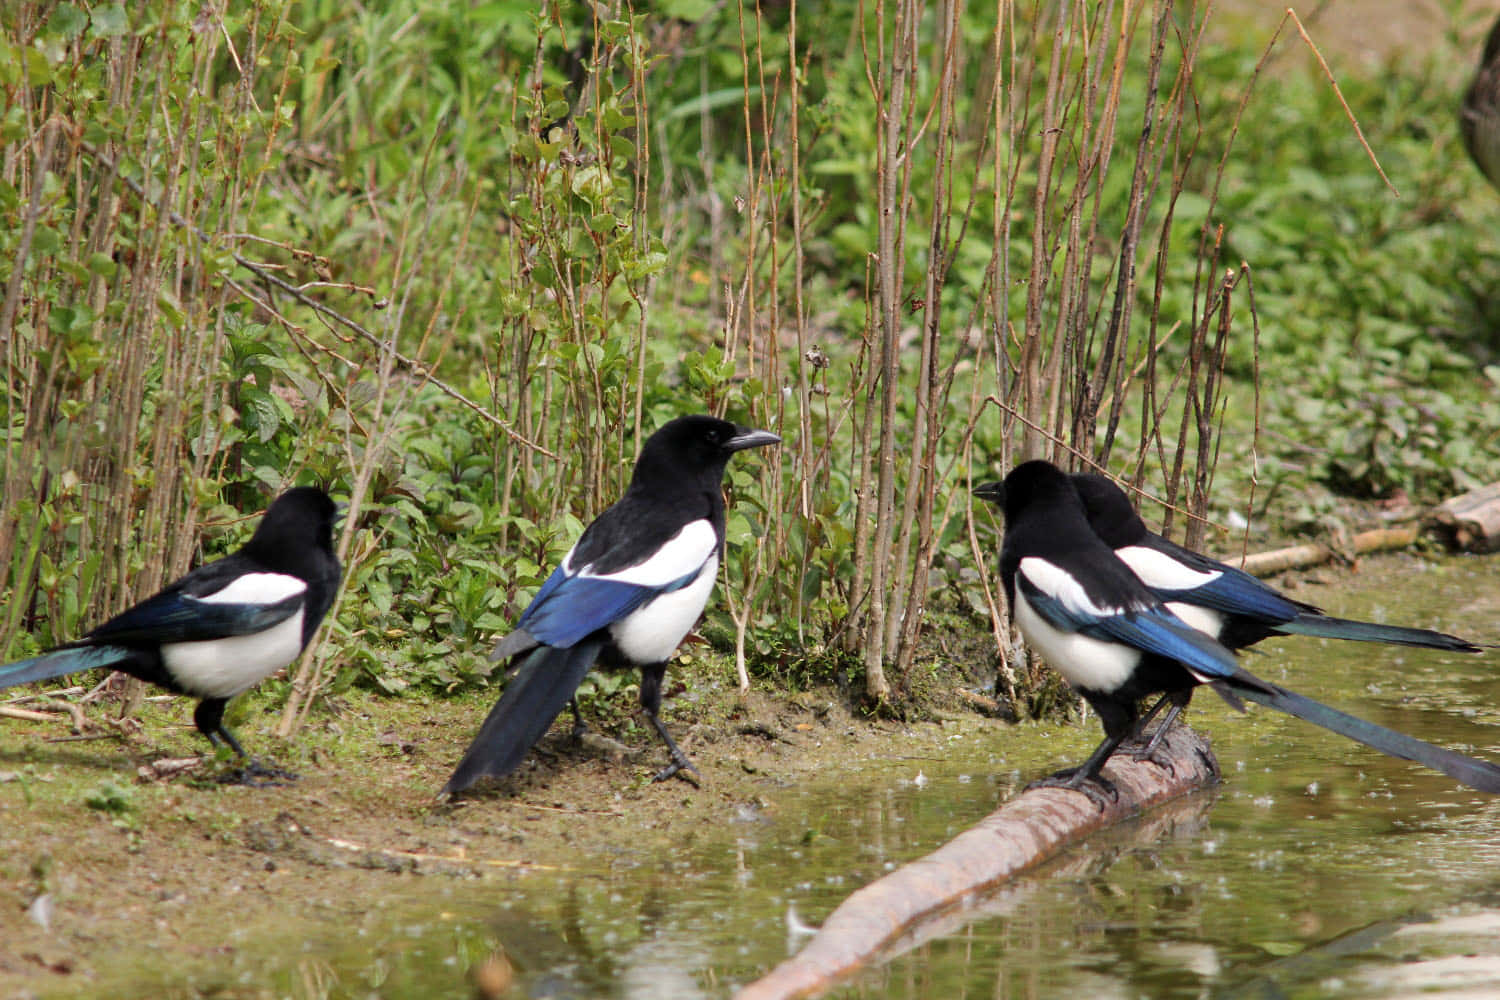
[0,668,1002,998]
[0,540,1494,1000]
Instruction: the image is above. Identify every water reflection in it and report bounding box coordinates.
[76,558,1500,998]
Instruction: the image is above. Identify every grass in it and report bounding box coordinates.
[1,0,1497,734]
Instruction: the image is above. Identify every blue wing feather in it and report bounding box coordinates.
[1019,576,1238,680]
[516,564,704,649]
[0,646,132,690]
[1154,564,1299,623]
[1140,539,1301,623]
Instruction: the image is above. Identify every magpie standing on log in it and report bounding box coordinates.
[975,461,1500,804]
[1069,472,1484,749]
[0,487,340,773]
[441,415,779,798]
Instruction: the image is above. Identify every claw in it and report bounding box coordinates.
[216,758,298,787]
[651,755,701,787]
[1025,766,1118,811]
[645,710,700,787]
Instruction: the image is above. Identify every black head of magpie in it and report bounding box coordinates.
[1070,472,1483,653]
[442,414,779,797]
[0,486,341,773]
[976,461,1500,802]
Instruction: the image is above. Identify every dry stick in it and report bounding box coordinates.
[1283,7,1398,198]
[734,724,1220,1000]
[1236,525,1419,577]
[0,706,62,724]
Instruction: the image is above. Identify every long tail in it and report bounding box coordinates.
[1226,670,1500,793]
[0,646,128,690]
[440,638,604,797]
[1275,614,1482,652]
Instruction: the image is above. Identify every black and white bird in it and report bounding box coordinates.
[1069,472,1484,747]
[1071,472,1482,654]
[976,461,1500,803]
[0,487,341,771]
[441,414,779,797]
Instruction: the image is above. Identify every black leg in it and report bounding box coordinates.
[1128,692,1177,741]
[639,662,699,786]
[1130,688,1194,767]
[1025,695,1136,810]
[1026,731,1125,808]
[569,698,589,739]
[194,699,235,754]
[195,699,297,786]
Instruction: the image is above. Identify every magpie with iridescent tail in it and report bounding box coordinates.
[0,487,340,773]
[1068,471,1485,747]
[441,415,779,798]
[975,461,1500,804]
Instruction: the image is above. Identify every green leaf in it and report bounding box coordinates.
[49,3,89,38]
[88,3,129,38]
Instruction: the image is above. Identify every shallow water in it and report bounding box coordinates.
[101,556,1500,998]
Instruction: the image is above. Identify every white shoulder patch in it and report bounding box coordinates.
[578,520,717,587]
[1018,557,1123,617]
[1116,546,1221,591]
[189,572,306,606]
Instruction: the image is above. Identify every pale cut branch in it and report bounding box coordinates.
[734,725,1219,1000]
[1236,525,1418,577]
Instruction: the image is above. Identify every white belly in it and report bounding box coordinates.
[609,555,718,664]
[160,610,306,699]
[1165,600,1225,639]
[1014,590,1139,693]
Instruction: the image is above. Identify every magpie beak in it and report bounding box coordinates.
[726,428,781,453]
[972,481,1004,505]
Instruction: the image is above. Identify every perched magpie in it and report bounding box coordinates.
[976,461,1500,803]
[1069,472,1484,749]
[1071,472,1482,653]
[0,487,340,770]
[441,415,779,797]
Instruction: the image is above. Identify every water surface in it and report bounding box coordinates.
[96,555,1500,998]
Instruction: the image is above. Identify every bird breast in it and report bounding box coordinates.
[160,610,307,699]
[607,555,719,665]
[1013,588,1140,694]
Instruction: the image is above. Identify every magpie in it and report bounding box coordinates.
[975,461,1500,803]
[0,487,341,771]
[1071,472,1482,653]
[441,414,779,797]
[1069,472,1483,749]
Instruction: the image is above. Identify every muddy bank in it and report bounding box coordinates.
[0,551,1493,998]
[0,674,1009,997]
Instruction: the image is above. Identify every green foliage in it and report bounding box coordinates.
[1190,49,1500,504]
[83,781,134,816]
[4,0,1497,725]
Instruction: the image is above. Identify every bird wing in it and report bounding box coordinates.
[1016,558,1239,682]
[79,560,306,647]
[511,519,718,650]
[1118,539,1305,624]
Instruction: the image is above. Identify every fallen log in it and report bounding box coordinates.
[1236,525,1418,577]
[733,725,1219,1000]
[1430,481,1500,553]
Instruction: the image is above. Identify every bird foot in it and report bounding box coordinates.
[1124,729,1179,775]
[1025,767,1117,810]
[1195,745,1221,782]
[215,757,299,787]
[651,754,701,787]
